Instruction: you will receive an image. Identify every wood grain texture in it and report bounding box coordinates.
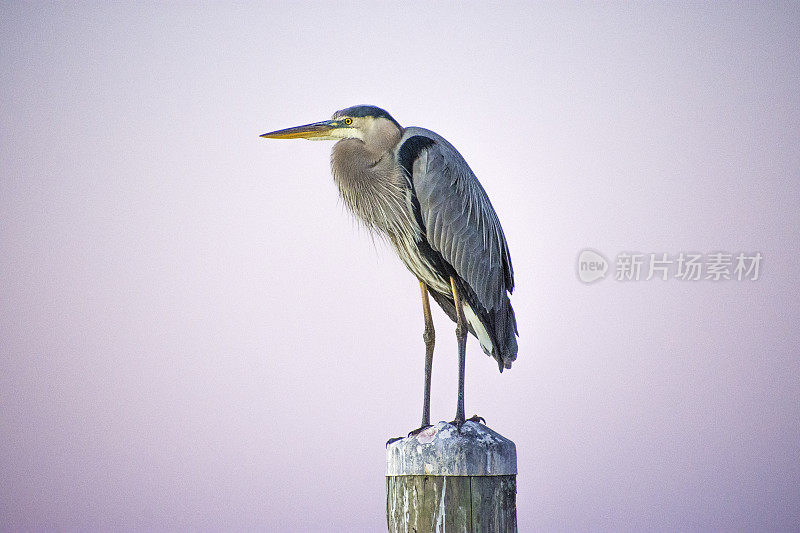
[386,421,517,532]
[387,475,516,532]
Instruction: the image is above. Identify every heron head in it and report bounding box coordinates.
[260,105,402,148]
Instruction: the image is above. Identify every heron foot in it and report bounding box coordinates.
[450,414,485,431]
[467,414,486,425]
[408,424,433,437]
[386,436,404,447]
[450,415,466,430]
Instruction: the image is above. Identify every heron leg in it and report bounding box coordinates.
[420,281,435,429]
[450,276,467,427]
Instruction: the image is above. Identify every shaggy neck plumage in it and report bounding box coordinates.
[330,139,415,242]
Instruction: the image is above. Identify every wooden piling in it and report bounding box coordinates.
[386,420,517,532]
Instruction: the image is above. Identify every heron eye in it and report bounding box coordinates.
[344,118,353,125]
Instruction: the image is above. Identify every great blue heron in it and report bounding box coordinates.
[260,105,517,430]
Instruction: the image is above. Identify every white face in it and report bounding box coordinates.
[328,116,401,153]
[298,117,364,141]
[328,121,365,141]
[325,115,368,141]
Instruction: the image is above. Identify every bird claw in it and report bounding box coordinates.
[408,424,433,437]
[450,414,486,432]
[386,436,404,447]
[467,414,486,425]
[386,423,437,447]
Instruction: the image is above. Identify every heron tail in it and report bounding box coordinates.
[493,298,518,372]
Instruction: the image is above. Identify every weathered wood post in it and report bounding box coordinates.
[386,420,517,532]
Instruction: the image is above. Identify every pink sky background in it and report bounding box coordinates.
[2,2,799,531]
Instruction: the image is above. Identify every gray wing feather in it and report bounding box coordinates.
[407,128,514,312]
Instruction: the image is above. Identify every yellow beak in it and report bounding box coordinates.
[259,120,341,140]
